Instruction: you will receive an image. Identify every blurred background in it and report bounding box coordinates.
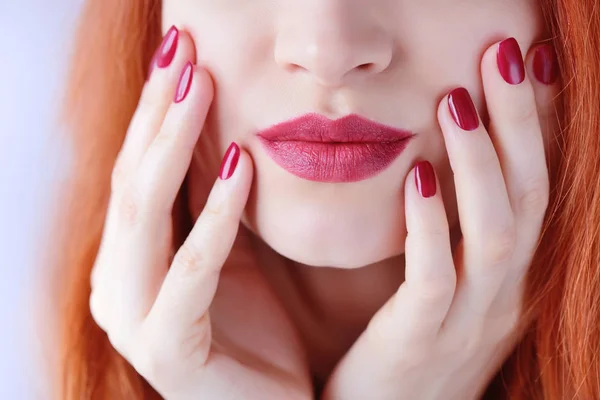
[0,1,83,398]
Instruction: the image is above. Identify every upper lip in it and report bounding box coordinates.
[256,113,415,143]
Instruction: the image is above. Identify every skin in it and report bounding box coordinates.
[89,1,561,399]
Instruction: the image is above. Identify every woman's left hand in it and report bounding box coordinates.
[322,38,561,400]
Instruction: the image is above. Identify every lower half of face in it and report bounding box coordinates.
[171,0,545,269]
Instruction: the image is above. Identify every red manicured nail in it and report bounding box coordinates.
[497,38,525,85]
[415,161,437,198]
[174,62,193,103]
[219,142,240,180]
[147,26,179,80]
[155,26,179,68]
[448,87,480,131]
[533,44,559,85]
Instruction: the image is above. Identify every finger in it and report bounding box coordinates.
[526,42,562,205]
[526,42,562,220]
[391,162,456,342]
[527,42,562,143]
[113,26,197,189]
[143,147,253,364]
[437,85,516,316]
[322,164,454,394]
[137,63,214,212]
[490,42,562,309]
[100,62,214,330]
[482,38,553,230]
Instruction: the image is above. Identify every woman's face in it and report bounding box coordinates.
[163,1,547,268]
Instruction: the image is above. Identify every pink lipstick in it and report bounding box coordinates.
[257,113,415,183]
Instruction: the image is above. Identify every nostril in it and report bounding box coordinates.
[286,63,306,73]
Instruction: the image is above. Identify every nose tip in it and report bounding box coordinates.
[274,22,393,87]
[281,43,391,87]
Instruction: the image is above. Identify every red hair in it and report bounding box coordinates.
[46,0,600,398]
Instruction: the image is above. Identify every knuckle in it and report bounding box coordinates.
[203,204,224,220]
[508,97,539,126]
[173,243,206,274]
[365,304,395,345]
[133,328,202,384]
[445,327,484,357]
[414,275,457,304]
[482,224,517,264]
[115,185,146,227]
[111,156,131,192]
[134,341,171,382]
[137,86,163,112]
[461,142,499,174]
[408,224,450,243]
[518,179,549,215]
[203,196,229,220]
[150,129,173,150]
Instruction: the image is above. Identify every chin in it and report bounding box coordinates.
[243,183,408,269]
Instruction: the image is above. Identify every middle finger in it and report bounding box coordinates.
[436,85,516,317]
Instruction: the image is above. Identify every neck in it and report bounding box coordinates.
[249,224,462,380]
[249,229,407,379]
[288,255,405,336]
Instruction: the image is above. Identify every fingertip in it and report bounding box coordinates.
[219,143,253,181]
[405,161,437,207]
[404,164,419,206]
[216,143,254,208]
[404,160,448,233]
[414,160,438,199]
[195,65,215,100]
[436,92,450,126]
[525,43,562,126]
[436,92,458,143]
[175,29,198,65]
[405,161,433,217]
[526,43,560,88]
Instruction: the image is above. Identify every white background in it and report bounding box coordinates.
[0,1,83,398]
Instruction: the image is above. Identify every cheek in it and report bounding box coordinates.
[190,26,266,154]
[413,4,543,84]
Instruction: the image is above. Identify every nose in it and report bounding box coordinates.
[274,2,394,87]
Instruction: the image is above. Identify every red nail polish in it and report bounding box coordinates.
[448,87,480,131]
[533,44,559,85]
[497,38,525,85]
[415,161,437,198]
[219,142,240,180]
[155,26,179,69]
[174,62,193,103]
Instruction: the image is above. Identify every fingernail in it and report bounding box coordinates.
[533,44,559,85]
[156,26,179,67]
[448,87,480,131]
[219,142,241,180]
[174,62,193,103]
[415,161,437,198]
[497,37,525,85]
[147,26,179,80]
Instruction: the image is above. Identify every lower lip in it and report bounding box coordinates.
[258,138,412,183]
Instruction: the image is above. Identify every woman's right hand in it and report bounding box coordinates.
[89,27,312,400]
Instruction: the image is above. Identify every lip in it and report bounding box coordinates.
[256,113,415,183]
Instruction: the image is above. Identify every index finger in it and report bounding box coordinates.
[143,148,253,359]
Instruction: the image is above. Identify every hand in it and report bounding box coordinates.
[89,27,312,400]
[322,38,561,400]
